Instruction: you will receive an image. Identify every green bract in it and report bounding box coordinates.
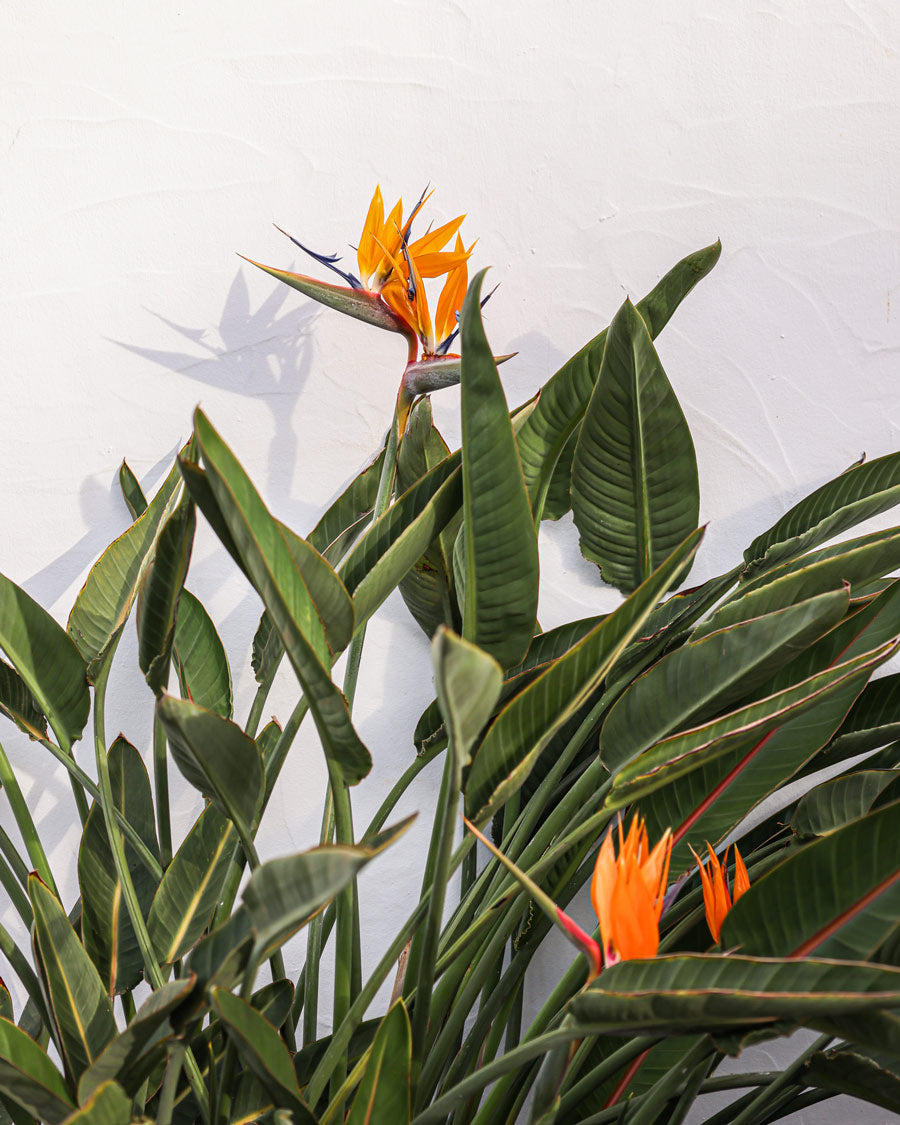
[0,200,898,1125]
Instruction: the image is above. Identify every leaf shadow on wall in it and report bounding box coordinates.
[112,267,318,509]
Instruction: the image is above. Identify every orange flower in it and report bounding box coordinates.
[591,816,673,965]
[262,185,472,363]
[690,842,750,943]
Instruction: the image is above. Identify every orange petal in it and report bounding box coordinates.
[690,844,721,942]
[610,858,659,960]
[591,831,617,959]
[643,828,673,919]
[381,276,419,338]
[733,845,750,903]
[434,239,468,347]
[357,185,385,283]
[372,196,404,284]
[409,213,465,258]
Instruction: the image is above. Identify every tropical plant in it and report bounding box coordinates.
[0,186,899,1125]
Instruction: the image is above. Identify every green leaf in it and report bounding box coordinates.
[414,613,606,750]
[571,298,699,593]
[432,629,502,771]
[823,671,900,762]
[397,399,461,637]
[793,770,899,837]
[194,408,371,785]
[723,798,900,960]
[568,954,900,1035]
[745,450,900,575]
[600,588,849,775]
[646,583,900,868]
[721,525,900,625]
[465,528,703,825]
[540,429,578,522]
[308,451,385,563]
[117,461,147,520]
[0,1017,74,1124]
[0,573,89,748]
[241,256,403,334]
[172,590,232,718]
[459,271,539,669]
[346,1000,411,1125]
[147,805,236,964]
[67,458,182,682]
[242,817,414,963]
[281,525,354,655]
[802,1045,900,1114]
[29,877,116,1080]
[78,737,160,995]
[610,640,895,820]
[340,456,462,630]
[0,659,47,741]
[156,695,263,840]
[516,241,721,520]
[137,497,195,695]
[184,908,253,994]
[209,989,316,1122]
[61,1081,129,1125]
[77,977,196,1101]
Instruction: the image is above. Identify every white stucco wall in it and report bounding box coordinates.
[2,3,899,1120]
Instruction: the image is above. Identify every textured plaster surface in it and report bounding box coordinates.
[1,3,899,1120]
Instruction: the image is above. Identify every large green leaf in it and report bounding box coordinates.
[136,496,195,695]
[242,818,414,963]
[61,1080,129,1125]
[612,641,894,832]
[516,241,721,519]
[744,450,900,575]
[0,659,47,741]
[67,458,182,682]
[723,798,900,960]
[156,695,263,840]
[78,737,160,995]
[571,298,699,593]
[340,455,462,630]
[194,408,370,785]
[346,1000,411,1125]
[77,977,196,1101]
[823,671,900,761]
[465,528,703,825]
[802,1045,900,1114]
[0,573,89,748]
[601,588,848,775]
[147,805,236,964]
[171,591,232,718]
[209,989,315,1122]
[568,954,900,1035]
[29,877,116,1080]
[458,271,539,669]
[792,770,899,837]
[0,1017,74,1124]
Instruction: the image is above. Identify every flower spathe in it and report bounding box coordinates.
[690,841,750,943]
[591,815,673,966]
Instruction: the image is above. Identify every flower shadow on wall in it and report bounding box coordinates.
[111,269,322,519]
